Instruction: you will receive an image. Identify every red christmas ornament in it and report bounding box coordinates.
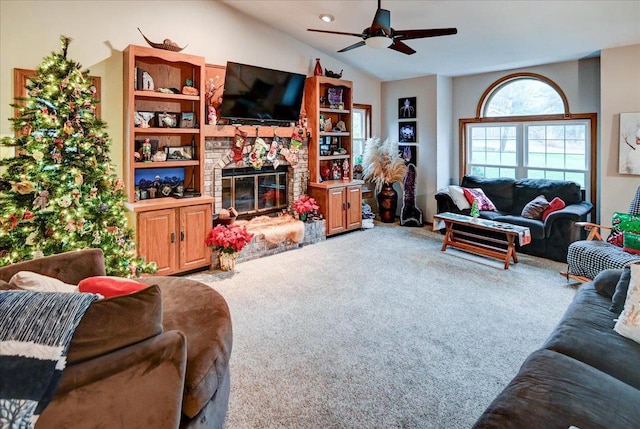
[8,215,19,231]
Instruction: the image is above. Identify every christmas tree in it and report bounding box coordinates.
[0,36,155,277]
[470,198,480,218]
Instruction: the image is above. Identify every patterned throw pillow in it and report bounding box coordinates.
[462,188,496,211]
[607,212,640,248]
[614,263,640,344]
[521,195,550,220]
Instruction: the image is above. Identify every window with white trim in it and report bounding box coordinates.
[461,73,596,203]
[352,104,371,163]
[468,120,591,189]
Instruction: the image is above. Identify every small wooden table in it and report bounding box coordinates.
[433,212,531,269]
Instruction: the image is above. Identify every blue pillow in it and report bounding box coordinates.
[610,266,631,314]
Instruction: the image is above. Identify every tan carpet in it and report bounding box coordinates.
[188,222,579,428]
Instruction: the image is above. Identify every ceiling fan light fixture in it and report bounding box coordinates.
[365,36,392,49]
[319,14,334,23]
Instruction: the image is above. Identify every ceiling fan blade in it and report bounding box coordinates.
[393,28,458,40]
[369,8,391,36]
[388,40,416,55]
[307,28,364,38]
[337,40,366,53]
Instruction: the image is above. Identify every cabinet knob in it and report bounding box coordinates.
[180,231,185,241]
[171,232,175,243]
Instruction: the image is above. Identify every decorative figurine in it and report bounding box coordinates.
[342,159,349,180]
[142,138,152,162]
[332,161,341,180]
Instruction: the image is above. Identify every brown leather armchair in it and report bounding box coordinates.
[0,249,232,429]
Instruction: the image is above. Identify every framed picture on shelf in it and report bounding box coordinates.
[166,146,193,161]
[156,112,178,128]
[180,112,195,128]
[399,121,417,143]
[398,97,416,119]
[327,87,344,108]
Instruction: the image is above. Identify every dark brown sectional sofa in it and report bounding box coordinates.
[473,269,640,428]
[0,249,232,429]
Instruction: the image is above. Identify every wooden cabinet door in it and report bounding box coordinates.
[346,185,362,230]
[326,187,347,235]
[179,204,212,271]
[138,209,177,276]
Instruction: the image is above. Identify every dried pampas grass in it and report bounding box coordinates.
[361,137,408,194]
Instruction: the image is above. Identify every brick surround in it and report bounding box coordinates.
[203,136,310,215]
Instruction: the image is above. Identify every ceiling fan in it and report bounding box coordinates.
[307,0,457,55]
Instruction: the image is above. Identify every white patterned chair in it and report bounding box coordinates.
[566,186,640,281]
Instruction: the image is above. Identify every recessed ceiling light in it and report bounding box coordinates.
[319,14,334,23]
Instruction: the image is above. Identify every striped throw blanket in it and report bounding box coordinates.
[0,291,98,428]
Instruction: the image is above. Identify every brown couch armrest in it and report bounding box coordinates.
[0,249,106,284]
[37,330,187,429]
[141,276,233,419]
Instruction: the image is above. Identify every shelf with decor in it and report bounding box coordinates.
[304,76,361,235]
[133,127,200,135]
[123,44,212,275]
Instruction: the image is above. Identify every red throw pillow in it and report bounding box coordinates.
[541,197,566,221]
[78,276,148,298]
[462,187,497,211]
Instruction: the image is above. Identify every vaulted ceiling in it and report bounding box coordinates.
[219,0,640,81]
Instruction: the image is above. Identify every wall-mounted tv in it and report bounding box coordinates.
[219,61,306,126]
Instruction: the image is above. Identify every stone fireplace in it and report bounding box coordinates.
[203,135,309,217]
[203,134,326,268]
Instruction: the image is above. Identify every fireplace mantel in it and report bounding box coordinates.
[203,124,303,138]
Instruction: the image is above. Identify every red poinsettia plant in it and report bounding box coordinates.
[293,195,319,215]
[205,224,254,254]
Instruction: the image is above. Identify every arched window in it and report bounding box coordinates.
[460,73,596,204]
[483,78,565,117]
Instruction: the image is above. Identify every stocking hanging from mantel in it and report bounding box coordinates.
[232,128,248,163]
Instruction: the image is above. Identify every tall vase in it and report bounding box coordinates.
[314,58,323,76]
[219,252,238,271]
[377,183,398,223]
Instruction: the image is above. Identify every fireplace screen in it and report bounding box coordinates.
[222,166,288,216]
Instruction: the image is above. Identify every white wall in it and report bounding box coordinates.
[381,75,440,219]
[0,0,381,176]
[600,44,640,224]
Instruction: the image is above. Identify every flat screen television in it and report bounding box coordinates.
[219,61,306,125]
